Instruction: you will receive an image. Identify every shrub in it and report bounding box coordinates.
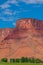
[21,57,26,63]
[30,58,35,63]
[15,58,20,63]
[28,58,32,63]
[10,59,15,62]
[1,58,8,62]
[24,57,28,62]
[35,58,42,63]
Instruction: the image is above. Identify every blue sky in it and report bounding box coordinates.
[0,0,43,28]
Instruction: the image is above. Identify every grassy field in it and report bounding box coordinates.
[0,63,43,65]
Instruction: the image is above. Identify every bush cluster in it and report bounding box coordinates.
[1,57,43,63]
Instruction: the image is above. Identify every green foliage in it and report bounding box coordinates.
[0,57,43,63]
[25,57,28,62]
[21,57,26,63]
[21,57,28,63]
[10,59,15,62]
[15,58,20,63]
[1,58,8,62]
[29,58,35,63]
[35,58,42,63]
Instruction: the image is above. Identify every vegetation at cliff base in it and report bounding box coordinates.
[0,57,43,63]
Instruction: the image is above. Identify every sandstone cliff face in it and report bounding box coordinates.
[0,18,43,60]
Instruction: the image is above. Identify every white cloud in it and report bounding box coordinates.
[13,10,21,15]
[8,0,19,6]
[12,22,16,26]
[0,0,19,9]
[0,0,43,9]
[21,0,36,4]
[37,0,43,2]
[0,0,42,23]
[0,10,21,22]
[3,9,13,15]
[0,3,10,9]
[13,11,17,15]
[19,0,43,4]
[33,5,41,7]
[0,16,14,21]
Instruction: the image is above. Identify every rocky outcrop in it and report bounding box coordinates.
[0,18,43,60]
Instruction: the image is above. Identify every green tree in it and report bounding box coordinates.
[35,58,42,63]
[1,58,8,62]
[31,58,35,63]
[25,57,28,62]
[10,59,15,62]
[15,58,20,63]
[28,58,32,63]
[21,57,26,63]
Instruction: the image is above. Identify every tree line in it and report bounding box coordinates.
[0,57,43,63]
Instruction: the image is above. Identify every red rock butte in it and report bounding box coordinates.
[0,18,43,60]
